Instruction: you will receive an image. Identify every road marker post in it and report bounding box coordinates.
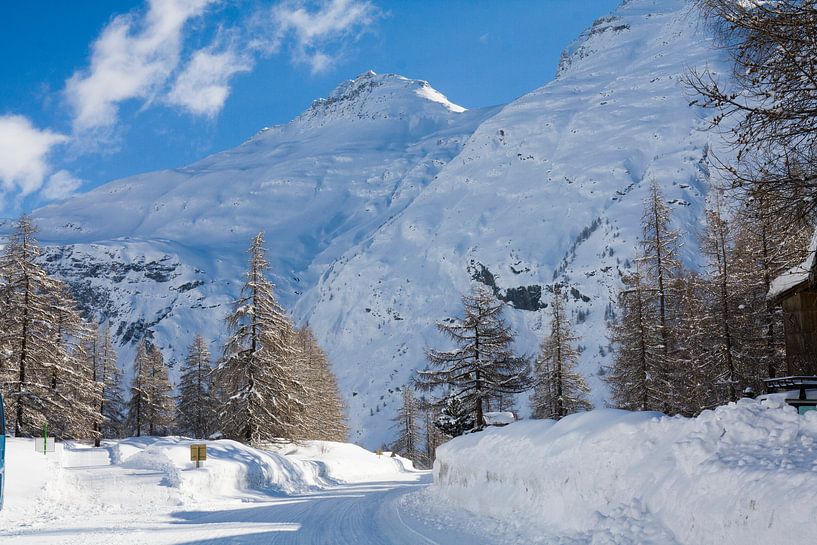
[34,422,55,455]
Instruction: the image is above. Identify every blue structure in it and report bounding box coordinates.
[0,393,5,510]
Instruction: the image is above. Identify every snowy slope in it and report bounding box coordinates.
[428,399,817,545]
[29,72,494,365]
[300,0,729,444]
[23,0,731,448]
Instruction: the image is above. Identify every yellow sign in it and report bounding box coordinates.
[190,444,207,462]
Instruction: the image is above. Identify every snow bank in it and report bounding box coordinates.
[0,438,63,526]
[111,437,326,499]
[483,411,515,426]
[0,435,420,529]
[278,440,416,483]
[432,400,817,545]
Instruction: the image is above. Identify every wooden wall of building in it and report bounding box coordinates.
[782,291,817,375]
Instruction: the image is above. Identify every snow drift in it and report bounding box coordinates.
[0,436,417,529]
[276,440,416,483]
[432,400,817,545]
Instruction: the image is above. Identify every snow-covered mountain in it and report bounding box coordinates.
[27,0,730,447]
[31,72,495,367]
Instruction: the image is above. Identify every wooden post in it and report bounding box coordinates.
[190,444,207,468]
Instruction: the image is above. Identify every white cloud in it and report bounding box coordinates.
[64,0,379,129]
[166,47,253,116]
[65,0,217,131]
[42,170,85,201]
[0,115,68,197]
[0,0,379,213]
[271,0,379,73]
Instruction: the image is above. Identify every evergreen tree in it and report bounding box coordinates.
[391,387,422,462]
[433,396,474,438]
[530,288,591,420]
[177,335,217,439]
[49,285,102,440]
[417,284,530,428]
[605,182,689,415]
[639,180,683,368]
[292,326,347,442]
[217,232,305,446]
[699,201,743,403]
[672,272,715,414]
[126,340,175,437]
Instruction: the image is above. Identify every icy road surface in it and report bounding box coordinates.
[0,438,492,545]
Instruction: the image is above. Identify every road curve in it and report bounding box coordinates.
[169,474,488,545]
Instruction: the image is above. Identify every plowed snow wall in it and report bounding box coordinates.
[433,403,817,545]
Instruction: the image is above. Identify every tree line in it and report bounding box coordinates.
[607,181,810,415]
[390,177,810,464]
[0,219,347,446]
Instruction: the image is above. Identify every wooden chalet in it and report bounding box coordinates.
[769,232,817,375]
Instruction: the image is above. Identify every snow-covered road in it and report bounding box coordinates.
[5,475,491,545]
[0,438,492,545]
[166,479,441,545]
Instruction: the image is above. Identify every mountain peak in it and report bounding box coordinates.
[297,71,465,127]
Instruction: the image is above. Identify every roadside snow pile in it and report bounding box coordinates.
[0,438,62,526]
[483,411,515,426]
[0,436,421,528]
[109,437,326,499]
[431,400,817,545]
[278,440,417,483]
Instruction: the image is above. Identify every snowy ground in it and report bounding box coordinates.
[431,398,817,545]
[4,400,814,544]
[0,437,492,545]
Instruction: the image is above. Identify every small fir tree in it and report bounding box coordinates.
[606,267,668,412]
[145,344,175,436]
[433,396,474,438]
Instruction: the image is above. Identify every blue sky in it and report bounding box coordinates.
[0,0,621,215]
